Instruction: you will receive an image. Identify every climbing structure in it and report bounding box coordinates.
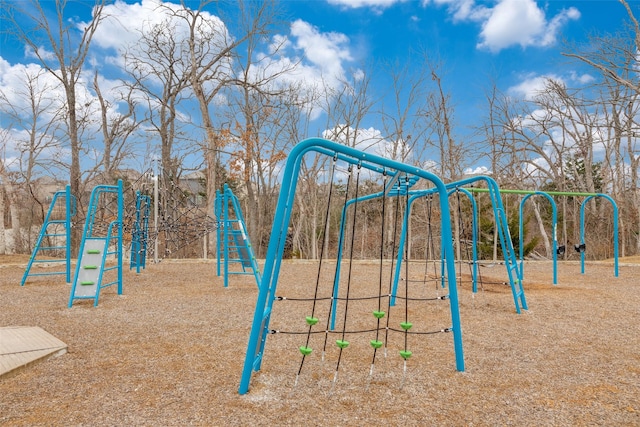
[21,185,76,285]
[215,183,261,288]
[68,180,124,307]
[238,138,463,395]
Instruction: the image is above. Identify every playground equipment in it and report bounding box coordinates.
[215,183,261,288]
[21,185,76,285]
[518,192,558,285]
[239,138,464,395]
[130,191,151,273]
[468,188,619,281]
[579,194,619,276]
[68,180,124,307]
[327,177,525,333]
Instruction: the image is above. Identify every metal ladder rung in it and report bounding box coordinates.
[38,246,66,250]
[30,258,66,263]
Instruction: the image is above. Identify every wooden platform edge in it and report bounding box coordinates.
[0,326,68,380]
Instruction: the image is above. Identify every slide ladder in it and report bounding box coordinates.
[215,184,261,288]
[486,180,528,313]
[21,185,76,285]
[68,180,124,307]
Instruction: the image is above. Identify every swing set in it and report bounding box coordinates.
[468,188,619,284]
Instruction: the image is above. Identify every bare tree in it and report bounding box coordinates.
[92,72,140,184]
[321,71,378,148]
[159,0,280,254]
[378,59,430,164]
[123,13,190,185]
[561,0,640,256]
[0,65,67,253]
[223,10,306,255]
[2,0,109,252]
[0,128,12,254]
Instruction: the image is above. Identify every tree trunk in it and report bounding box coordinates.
[532,200,551,258]
[0,187,6,255]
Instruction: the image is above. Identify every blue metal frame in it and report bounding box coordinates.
[239,138,464,395]
[393,177,524,313]
[68,180,124,307]
[518,192,558,285]
[579,194,619,277]
[331,174,525,318]
[21,185,76,285]
[450,176,527,313]
[215,183,261,288]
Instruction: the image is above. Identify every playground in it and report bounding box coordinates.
[1,255,638,426]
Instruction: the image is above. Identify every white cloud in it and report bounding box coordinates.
[252,20,359,121]
[508,70,595,101]
[0,126,70,173]
[508,73,562,101]
[24,45,57,62]
[424,0,490,22]
[464,165,490,175]
[90,0,166,52]
[322,125,414,163]
[0,58,66,121]
[327,0,409,10]
[89,2,357,123]
[568,71,595,85]
[425,0,580,52]
[478,0,546,52]
[478,0,580,52]
[88,0,229,71]
[290,20,352,81]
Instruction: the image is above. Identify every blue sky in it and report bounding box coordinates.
[281,0,628,126]
[0,0,634,176]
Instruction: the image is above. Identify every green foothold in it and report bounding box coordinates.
[400,322,413,331]
[399,350,413,360]
[373,310,385,319]
[84,265,98,270]
[87,249,100,254]
[336,340,350,349]
[305,316,319,326]
[370,340,383,349]
[80,281,94,286]
[299,346,313,356]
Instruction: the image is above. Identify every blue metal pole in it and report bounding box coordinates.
[116,180,123,295]
[215,189,221,277]
[223,184,230,288]
[65,185,72,283]
[580,194,618,277]
[330,195,350,331]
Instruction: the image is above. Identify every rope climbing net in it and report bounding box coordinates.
[239,138,465,395]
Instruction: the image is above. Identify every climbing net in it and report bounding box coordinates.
[239,138,464,395]
[273,166,455,392]
[115,171,218,261]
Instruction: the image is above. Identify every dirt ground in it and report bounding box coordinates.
[1,254,639,426]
